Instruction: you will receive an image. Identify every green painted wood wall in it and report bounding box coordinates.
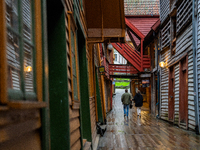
[47,1,70,150]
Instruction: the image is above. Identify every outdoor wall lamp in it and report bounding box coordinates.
[25,66,32,72]
[107,43,113,51]
[159,61,165,68]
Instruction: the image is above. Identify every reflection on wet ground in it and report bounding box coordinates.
[97,89,200,150]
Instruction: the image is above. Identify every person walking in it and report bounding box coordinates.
[134,90,143,117]
[121,89,132,119]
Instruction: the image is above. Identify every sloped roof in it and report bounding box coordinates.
[126,17,160,36]
[126,16,160,45]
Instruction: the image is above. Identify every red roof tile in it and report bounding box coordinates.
[126,17,160,36]
[125,16,160,45]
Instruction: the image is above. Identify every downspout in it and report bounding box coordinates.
[154,31,160,118]
[192,0,199,134]
[157,46,160,118]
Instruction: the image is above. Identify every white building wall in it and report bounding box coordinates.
[114,49,127,64]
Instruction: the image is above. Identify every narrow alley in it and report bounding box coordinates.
[2,0,200,149]
[98,89,200,150]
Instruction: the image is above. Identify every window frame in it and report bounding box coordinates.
[6,0,36,100]
[0,0,45,108]
[67,12,80,108]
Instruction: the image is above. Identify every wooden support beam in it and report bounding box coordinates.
[127,29,138,49]
[141,39,144,71]
[0,1,7,104]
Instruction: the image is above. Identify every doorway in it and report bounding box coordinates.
[168,66,175,121]
[179,56,188,125]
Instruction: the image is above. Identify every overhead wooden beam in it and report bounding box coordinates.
[127,29,138,49]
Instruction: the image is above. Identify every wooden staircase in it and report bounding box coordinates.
[112,42,150,73]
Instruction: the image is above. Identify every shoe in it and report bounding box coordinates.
[124,114,126,117]
[139,114,141,117]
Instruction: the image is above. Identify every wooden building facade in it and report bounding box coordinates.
[0,0,125,150]
[196,0,200,133]
[159,0,196,130]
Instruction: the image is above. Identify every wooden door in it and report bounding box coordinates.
[179,57,188,125]
[168,66,175,121]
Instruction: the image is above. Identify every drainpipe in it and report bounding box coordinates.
[192,0,199,134]
[156,46,160,118]
[154,31,160,118]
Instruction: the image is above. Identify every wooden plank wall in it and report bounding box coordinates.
[89,45,97,146]
[160,0,170,24]
[176,0,192,34]
[197,0,200,129]
[104,79,108,112]
[65,1,82,150]
[90,96,97,145]
[160,49,170,120]
[161,20,170,50]
[170,0,176,11]
[174,63,179,124]
[176,4,194,128]
[0,109,42,150]
[160,0,195,130]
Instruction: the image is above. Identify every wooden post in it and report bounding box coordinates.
[141,39,144,71]
[110,81,113,110]
[98,44,107,121]
[35,0,43,102]
[0,1,7,104]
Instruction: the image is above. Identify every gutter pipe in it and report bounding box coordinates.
[153,31,160,118]
[192,0,199,134]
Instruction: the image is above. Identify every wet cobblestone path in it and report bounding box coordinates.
[97,89,200,150]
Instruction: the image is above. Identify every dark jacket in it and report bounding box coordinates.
[134,93,143,107]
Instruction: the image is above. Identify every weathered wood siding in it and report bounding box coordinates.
[161,24,194,128]
[90,96,97,145]
[161,20,170,50]
[160,0,195,130]
[170,0,176,11]
[176,0,192,34]
[0,109,42,150]
[88,45,97,146]
[160,0,170,24]
[197,0,200,128]
[174,63,179,124]
[176,23,193,129]
[160,49,170,120]
[65,1,81,149]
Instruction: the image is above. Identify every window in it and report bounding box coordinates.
[171,16,176,55]
[68,12,80,106]
[114,54,117,61]
[5,0,36,100]
[71,30,78,100]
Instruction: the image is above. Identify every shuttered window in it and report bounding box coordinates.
[71,30,78,101]
[68,12,80,106]
[5,0,35,100]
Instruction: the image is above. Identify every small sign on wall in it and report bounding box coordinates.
[98,66,105,74]
[142,80,150,87]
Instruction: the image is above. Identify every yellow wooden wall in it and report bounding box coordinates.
[88,44,98,146]
[0,1,44,149]
[65,1,82,149]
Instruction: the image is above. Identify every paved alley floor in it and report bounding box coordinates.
[97,89,200,150]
